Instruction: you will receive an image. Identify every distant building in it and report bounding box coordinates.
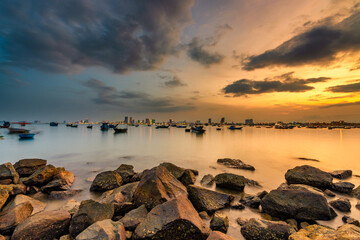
[145,118,150,124]
[169,119,173,124]
[152,119,156,124]
[124,116,129,124]
[220,117,225,124]
[245,119,254,125]
[129,117,133,124]
[208,118,212,124]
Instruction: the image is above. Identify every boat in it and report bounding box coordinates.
[185,128,191,132]
[12,121,31,126]
[100,123,109,131]
[70,124,78,128]
[49,122,58,126]
[109,124,117,128]
[66,123,72,127]
[87,125,93,129]
[191,126,206,133]
[114,128,128,133]
[8,128,30,134]
[176,125,187,128]
[0,121,10,128]
[216,128,222,131]
[18,133,35,139]
[228,126,243,130]
[156,125,169,129]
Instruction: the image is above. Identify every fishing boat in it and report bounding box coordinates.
[12,121,31,126]
[185,128,191,132]
[156,125,169,129]
[70,124,78,128]
[100,123,109,131]
[109,124,117,128]
[0,121,10,128]
[176,125,187,128]
[87,125,93,129]
[114,128,128,133]
[18,133,35,139]
[8,128,30,134]
[216,128,222,131]
[49,122,58,126]
[228,125,243,130]
[191,126,206,133]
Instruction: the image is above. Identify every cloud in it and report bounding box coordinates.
[83,78,194,112]
[159,74,187,88]
[223,72,330,96]
[320,101,360,108]
[0,0,194,73]
[242,10,360,70]
[327,81,360,92]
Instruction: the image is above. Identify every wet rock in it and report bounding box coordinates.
[332,181,355,194]
[286,219,298,231]
[285,165,333,189]
[342,216,360,227]
[289,224,360,240]
[133,166,187,209]
[329,198,351,212]
[0,190,9,210]
[187,185,234,213]
[356,201,360,210]
[13,159,47,177]
[159,162,198,179]
[207,231,235,240]
[0,184,26,195]
[76,219,126,240]
[69,199,114,238]
[257,190,268,199]
[180,169,196,186]
[299,222,309,229]
[236,217,248,226]
[245,178,261,187]
[230,201,245,210]
[214,173,246,191]
[12,209,71,240]
[90,171,123,192]
[324,189,336,197]
[200,174,214,187]
[49,189,83,200]
[210,212,229,233]
[62,199,80,215]
[114,164,135,184]
[330,170,352,179]
[199,211,210,220]
[352,185,360,199]
[98,188,126,213]
[240,218,295,240]
[3,194,46,215]
[241,195,261,209]
[119,205,148,230]
[117,182,139,202]
[261,189,336,221]
[32,192,48,201]
[0,202,33,234]
[217,158,255,171]
[22,165,58,186]
[133,195,210,240]
[0,163,19,184]
[41,170,75,193]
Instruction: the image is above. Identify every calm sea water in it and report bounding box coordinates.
[1,124,359,239]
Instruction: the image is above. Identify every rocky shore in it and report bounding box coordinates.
[0,158,359,239]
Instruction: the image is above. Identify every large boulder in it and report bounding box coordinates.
[0,184,26,195]
[75,219,126,240]
[41,170,75,193]
[330,170,352,179]
[90,171,122,192]
[0,190,9,210]
[133,195,210,240]
[0,163,19,184]
[11,209,71,240]
[119,205,148,230]
[14,159,47,177]
[261,189,336,221]
[289,224,360,240]
[217,158,255,171]
[159,162,198,179]
[329,198,351,212]
[22,165,58,186]
[285,165,333,189]
[331,181,355,194]
[3,194,46,215]
[69,199,114,238]
[241,218,295,240]
[133,166,188,209]
[210,212,229,233]
[114,164,135,184]
[98,189,126,215]
[187,185,234,213]
[214,173,246,191]
[180,169,196,186]
[0,202,33,234]
[207,231,235,240]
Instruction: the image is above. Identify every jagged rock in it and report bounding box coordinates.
[62,199,80,215]
[59,235,71,240]
[236,217,248,226]
[285,165,333,189]
[353,185,360,199]
[159,162,198,179]
[299,222,309,229]
[214,173,246,191]
[114,164,135,184]
[180,169,196,186]
[27,186,39,194]
[207,231,235,240]
[241,218,295,240]
[241,195,261,209]
[13,159,47,177]
[277,183,324,194]
[289,224,360,239]
[12,209,71,240]
[210,212,229,233]
[329,198,351,212]
[332,181,355,194]
[230,201,245,210]
[245,178,261,187]
[200,174,214,187]
[133,196,210,240]
[0,202,33,234]
[342,216,360,226]
[75,219,126,240]
[257,190,268,199]
[69,199,114,238]
[0,190,9,210]
[356,201,360,210]
[199,211,210,220]
[324,189,336,197]
[3,194,46,215]
[0,184,26,195]
[261,189,336,221]
[286,219,298,231]
[41,170,75,193]
[90,171,123,192]
[32,192,48,201]
[187,185,234,213]
[330,170,352,179]
[49,189,83,200]
[22,165,58,186]
[119,205,148,230]
[133,166,187,209]
[0,163,19,184]
[116,182,139,202]
[217,158,255,171]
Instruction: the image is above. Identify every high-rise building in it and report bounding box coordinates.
[124,116,129,124]
[208,118,212,124]
[245,119,254,125]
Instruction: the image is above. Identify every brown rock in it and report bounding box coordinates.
[180,169,196,186]
[90,171,123,192]
[119,205,148,230]
[76,219,126,240]
[0,190,9,210]
[0,202,33,234]
[207,231,235,240]
[22,165,58,186]
[49,189,83,200]
[13,159,47,177]
[210,212,229,233]
[0,163,19,184]
[3,194,46,215]
[41,170,75,193]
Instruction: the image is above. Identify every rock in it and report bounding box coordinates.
[332,181,355,194]
[257,190,268,199]
[62,199,80,215]
[158,162,186,179]
[41,170,75,193]
[133,166,188,209]
[261,189,336,220]
[330,170,352,179]
[217,158,255,171]
[236,217,248,226]
[299,222,309,229]
[199,211,210,220]
[116,181,139,202]
[342,216,360,227]
[289,224,360,240]
[98,188,128,216]
[49,189,83,200]
[22,165,58,186]
[27,186,39,194]
[69,200,114,238]
[12,209,71,240]
[210,212,229,233]
[114,164,135,184]
[214,173,246,191]
[114,202,136,217]
[285,165,333,189]
[277,183,324,194]
[0,184,26,195]
[32,192,48,201]
[187,185,234,213]
[0,190,9,210]
[119,205,148,230]
[0,202,33,234]
[179,169,196,186]
[125,231,132,239]
[59,235,71,240]
[207,231,235,240]
[90,171,123,192]
[75,219,126,240]
[329,198,351,212]
[3,194,46,215]
[200,174,214,187]
[241,195,261,209]
[353,185,360,199]
[245,178,261,187]
[356,201,360,210]
[0,163,19,184]
[13,159,47,177]
[286,219,298,231]
[133,195,210,240]
[230,201,245,210]
[324,189,336,197]
[130,172,145,182]
[241,218,295,240]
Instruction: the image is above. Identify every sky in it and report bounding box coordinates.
[1,0,360,122]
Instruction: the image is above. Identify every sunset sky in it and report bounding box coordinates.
[1,0,360,122]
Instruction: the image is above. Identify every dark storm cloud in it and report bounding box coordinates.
[242,11,360,70]
[327,81,360,92]
[83,78,194,112]
[0,0,194,73]
[223,73,330,96]
[159,75,187,88]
